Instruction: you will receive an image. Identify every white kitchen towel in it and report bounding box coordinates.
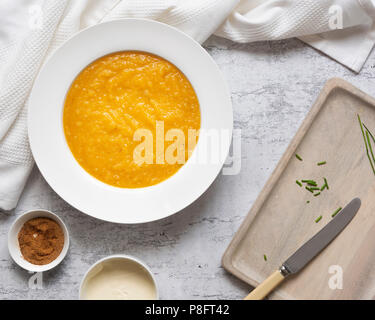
[218,0,375,72]
[1,0,375,211]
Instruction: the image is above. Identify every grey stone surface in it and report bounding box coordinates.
[1,35,375,300]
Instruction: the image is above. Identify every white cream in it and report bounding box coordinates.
[81,258,157,300]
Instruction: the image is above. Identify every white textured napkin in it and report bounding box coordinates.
[1,0,375,211]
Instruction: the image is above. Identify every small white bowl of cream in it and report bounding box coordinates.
[79,255,158,300]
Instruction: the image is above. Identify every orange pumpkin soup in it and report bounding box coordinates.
[63,51,200,188]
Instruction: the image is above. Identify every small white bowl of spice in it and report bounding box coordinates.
[8,209,69,272]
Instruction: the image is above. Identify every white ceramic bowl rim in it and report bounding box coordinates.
[28,18,233,224]
[8,209,70,272]
[79,254,159,300]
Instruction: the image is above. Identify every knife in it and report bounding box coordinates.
[244,197,361,300]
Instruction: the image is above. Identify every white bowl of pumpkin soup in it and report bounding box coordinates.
[28,19,233,223]
[64,51,201,189]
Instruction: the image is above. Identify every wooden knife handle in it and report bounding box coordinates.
[244,270,285,300]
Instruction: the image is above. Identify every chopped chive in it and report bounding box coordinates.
[317,161,327,166]
[358,114,375,175]
[302,180,317,184]
[296,180,302,187]
[320,184,327,191]
[306,187,314,193]
[306,200,310,204]
[295,154,303,161]
[366,130,375,168]
[310,187,320,191]
[323,177,329,190]
[364,124,375,175]
[331,207,342,218]
[315,216,322,223]
[363,123,375,144]
[263,254,267,261]
[307,181,318,186]
[314,192,321,197]
[366,143,375,175]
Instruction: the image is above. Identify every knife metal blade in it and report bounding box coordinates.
[281,198,361,276]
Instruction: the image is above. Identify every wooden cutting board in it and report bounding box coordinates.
[223,78,375,300]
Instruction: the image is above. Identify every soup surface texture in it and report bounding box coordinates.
[63,51,200,188]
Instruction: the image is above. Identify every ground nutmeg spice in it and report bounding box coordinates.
[18,217,64,265]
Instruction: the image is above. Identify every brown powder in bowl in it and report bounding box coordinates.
[18,217,64,265]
